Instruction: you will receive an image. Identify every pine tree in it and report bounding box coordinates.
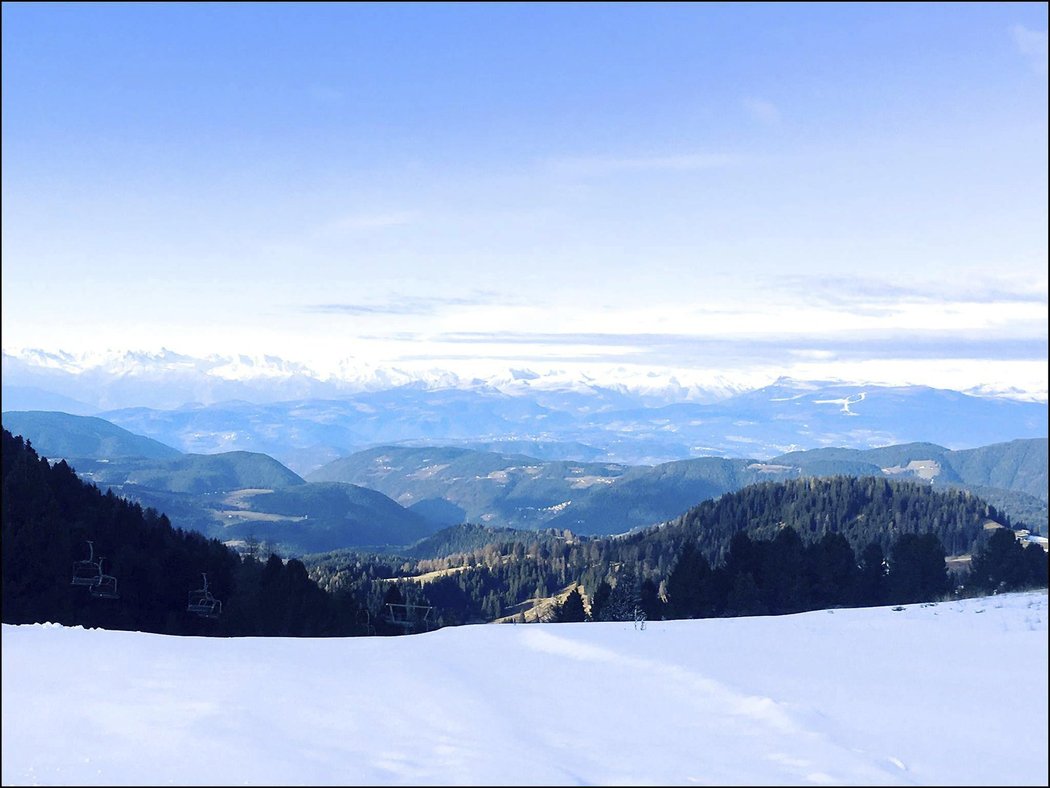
[888,533,949,604]
[1021,543,1049,589]
[601,567,639,621]
[554,587,588,622]
[725,571,766,617]
[856,541,889,607]
[666,540,711,619]
[639,578,662,622]
[969,528,1045,593]
[807,531,857,610]
[590,579,612,622]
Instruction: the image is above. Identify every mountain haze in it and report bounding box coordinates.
[311,439,1048,537]
[4,413,1045,553]
[1,414,437,555]
[5,351,1046,469]
[96,380,1045,471]
[70,451,306,495]
[0,410,181,460]
[306,445,632,531]
[772,438,1049,501]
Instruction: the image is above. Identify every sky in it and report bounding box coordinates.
[2,3,1048,396]
[3,590,1048,786]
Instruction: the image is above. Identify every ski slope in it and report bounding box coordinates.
[3,591,1047,786]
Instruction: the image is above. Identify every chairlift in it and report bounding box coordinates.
[385,601,433,632]
[187,573,222,619]
[633,604,646,631]
[89,557,120,600]
[71,541,102,587]
[358,608,376,637]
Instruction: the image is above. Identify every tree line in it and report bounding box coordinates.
[2,429,367,636]
[311,477,1047,629]
[4,426,1045,637]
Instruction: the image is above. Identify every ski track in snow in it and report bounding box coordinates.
[2,592,1047,786]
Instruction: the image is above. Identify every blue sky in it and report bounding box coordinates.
[3,3,1047,396]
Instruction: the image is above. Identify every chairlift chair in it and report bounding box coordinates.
[89,557,120,600]
[71,541,102,587]
[385,601,433,632]
[187,573,222,619]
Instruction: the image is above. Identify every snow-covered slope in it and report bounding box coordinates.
[3,592,1046,786]
[6,348,1045,411]
[6,349,1047,467]
[0,349,734,408]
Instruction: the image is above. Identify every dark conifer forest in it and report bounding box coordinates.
[3,427,1046,636]
[2,429,365,636]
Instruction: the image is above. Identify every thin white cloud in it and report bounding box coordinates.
[788,349,837,361]
[778,273,1049,309]
[305,291,506,316]
[425,331,1047,363]
[742,97,781,125]
[1012,24,1049,77]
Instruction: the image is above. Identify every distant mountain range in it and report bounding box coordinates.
[1,410,181,461]
[3,411,1046,555]
[88,379,1050,472]
[0,411,433,554]
[1,348,745,412]
[308,439,1048,537]
[4,349,1046,470]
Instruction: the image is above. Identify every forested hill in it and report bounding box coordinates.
[77,450,307,494]
[309,475,1037,627]
[655,475,1007,561]
[1,429,364,636]
[308,439,1047,538]
[5,424,1041,638]
[1,410,181,460]
[772,438,1048,502]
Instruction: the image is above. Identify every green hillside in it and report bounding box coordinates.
[1,410,182,460]
[307,446,630,529]
[311,439,1049,538]
[213,482,436,553]
[306,475,1038,627]
[403,523,526,559]
[545,457,771,534]
[70,451,306,494]
[945,439,1048,501]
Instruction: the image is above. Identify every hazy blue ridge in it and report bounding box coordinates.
[1,410,181,460]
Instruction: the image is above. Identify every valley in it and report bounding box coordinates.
[3,408,1046,557]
